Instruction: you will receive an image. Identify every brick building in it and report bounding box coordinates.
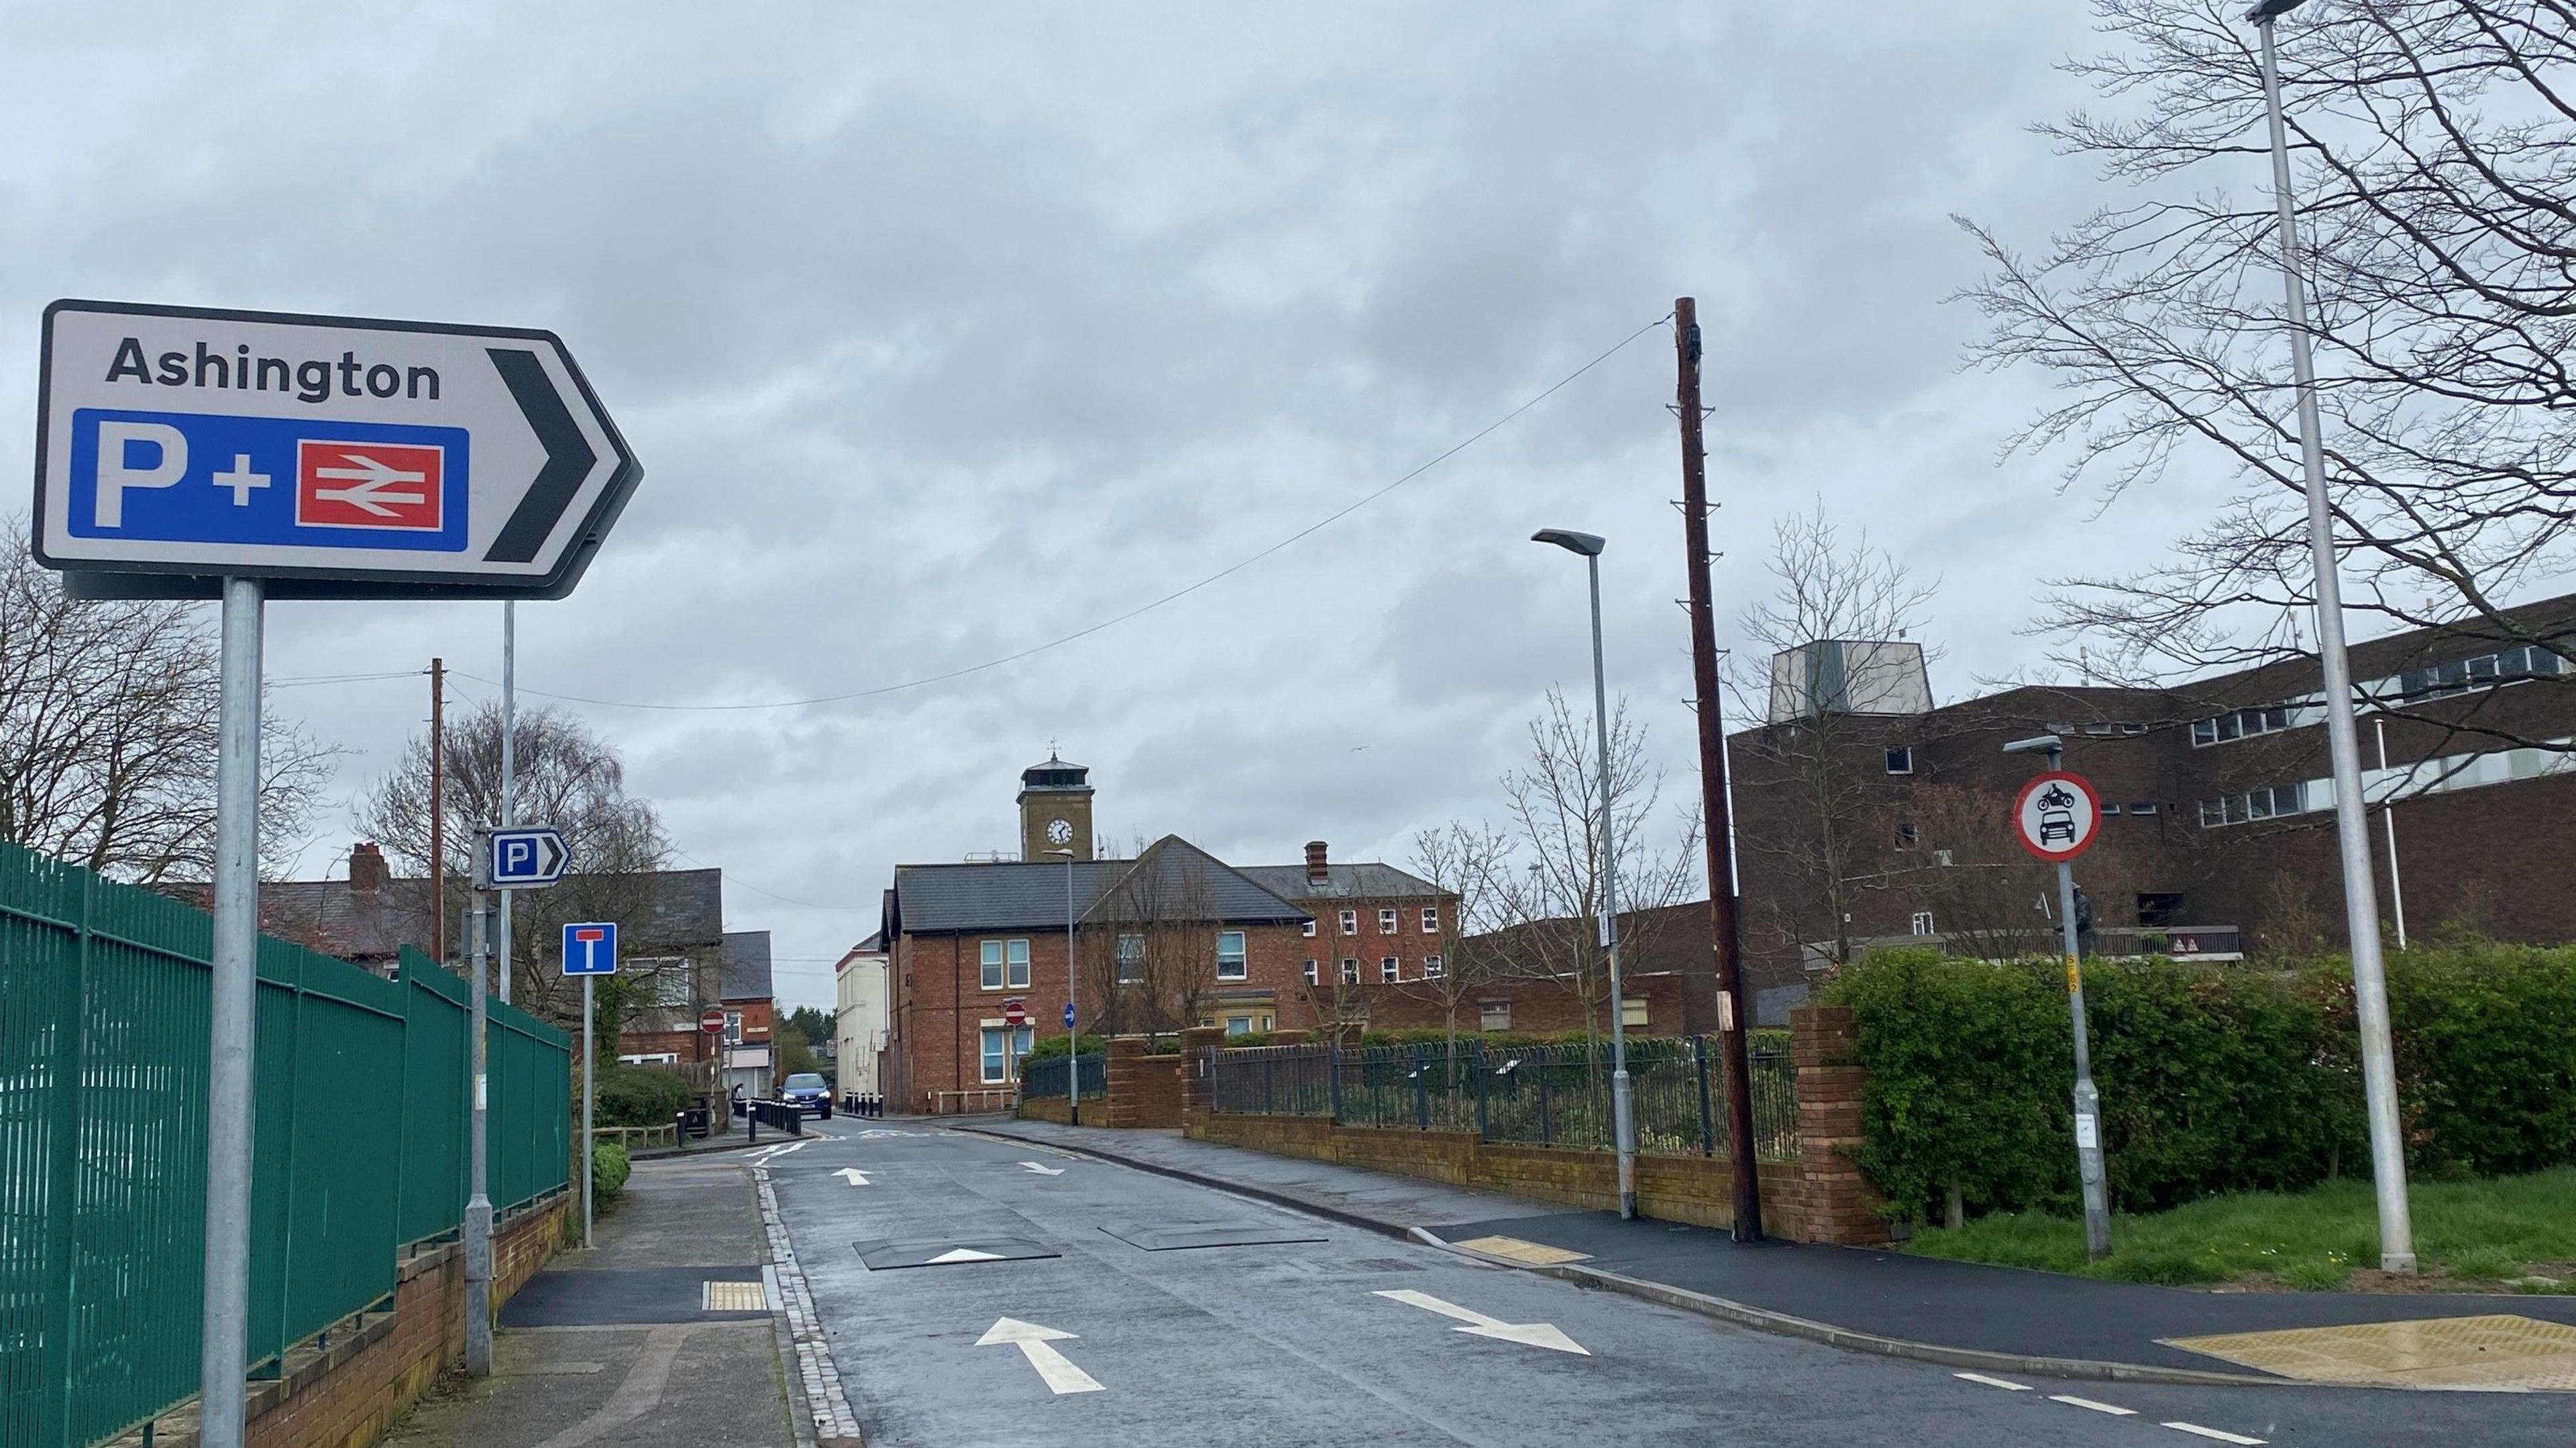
[1728,596,2576,983]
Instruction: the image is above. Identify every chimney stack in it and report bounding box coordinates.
[350,841,390,893]
[1304,840,1330,885]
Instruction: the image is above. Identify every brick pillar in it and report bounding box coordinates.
[1104,1036,1148,1128]
[1267,1028,1311,1046]
[1790,1005,1889,1245]
[1177,1025,1226,1124]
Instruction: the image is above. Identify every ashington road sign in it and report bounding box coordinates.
[34,300,640,599]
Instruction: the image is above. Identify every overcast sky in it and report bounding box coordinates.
[3,2,2251,1010]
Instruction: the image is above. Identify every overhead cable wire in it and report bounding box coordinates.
[449,311,1673,714]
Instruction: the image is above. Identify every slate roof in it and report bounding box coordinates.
[1236,862,1446,903]
[178,865,727,965]
[721,930,773,1001]
[889,836,1311,936]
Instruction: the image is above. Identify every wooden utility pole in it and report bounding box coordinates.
[429,657,446,963]
[1674,297,1762,1240]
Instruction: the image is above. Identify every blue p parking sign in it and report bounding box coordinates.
[562,922,618,977]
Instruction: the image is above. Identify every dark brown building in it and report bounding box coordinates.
[1729,598,2576,985]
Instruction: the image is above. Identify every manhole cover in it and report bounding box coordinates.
[853,1236,1060,1270]
[2166,1313,2576,1390]
[1098,1221,1330,1252]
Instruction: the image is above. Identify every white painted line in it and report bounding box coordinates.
[977,1317,1105,1394]
[833,1168,871,1186]
[1373,1288,1589,1355]
[1019,1161,1067,1176]
[2162,1423,2265,1445]
[2050,1394,2137,1416]
[1953,1371,2033,1392]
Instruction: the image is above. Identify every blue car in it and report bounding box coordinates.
[780,1072,833,1118]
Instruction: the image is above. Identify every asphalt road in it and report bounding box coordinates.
[767,1118,2568,1448]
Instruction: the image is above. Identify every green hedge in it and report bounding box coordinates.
[591,1140,631,1202]
[594,1064,694,1127]
[1821,943,2576,1225]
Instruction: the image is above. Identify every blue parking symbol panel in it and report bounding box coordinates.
[562,922,618,977]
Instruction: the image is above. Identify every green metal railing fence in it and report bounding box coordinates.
[0,841,572,1448]
[1209,1036,1801,1163]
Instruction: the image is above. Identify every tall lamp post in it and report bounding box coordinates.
[1046,846,1079,1125]
[1532,527,1637,1220]
[2245,0,2416,1272]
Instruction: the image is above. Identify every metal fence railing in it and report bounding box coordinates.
[1018,1051,1105,1103]
[0,840,572,1448]
[1208,1037,1799,1163]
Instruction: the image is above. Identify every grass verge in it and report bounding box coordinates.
[1905,1168,2576,1290]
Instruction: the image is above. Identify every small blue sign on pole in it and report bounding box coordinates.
[487,825,568,887]
[1063,1001,1077,1029]
[562,921,618,977]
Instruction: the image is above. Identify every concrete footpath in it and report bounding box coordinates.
[383,1153,802,1448]
[970,1116,2576,1386]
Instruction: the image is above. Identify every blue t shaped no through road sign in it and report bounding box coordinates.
[562,922,618,977]
[486,826,568,887]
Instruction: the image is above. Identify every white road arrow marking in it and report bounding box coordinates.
[833,1168,871,1186]
[1019,1161,1065,1176]
[928,1247,1006,1264]
[2162,1425,2265,1445]
[310,454,429,515]
[977,1317,1104,1394]
[1372,1289,1589,1355]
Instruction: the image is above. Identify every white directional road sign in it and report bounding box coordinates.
[976,1318,1105,1394]
[561,922,617,977]
[1018,1162,1065,1176]
[487,826,569,887]
[833,1168,872,1187]
[34,300,640,599]
[1373,1290,1590,1355]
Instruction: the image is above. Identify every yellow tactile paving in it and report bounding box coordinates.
[1452,1235,1592,1266]
[702,1280,769,1312]
[2164,1313,2576,1390]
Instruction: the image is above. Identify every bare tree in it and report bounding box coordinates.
[1491,689,1701,1050]
[355,701,672,1029]
[1727,502,1939,968]
[1079,835,1223,1038]
[0,524,333,881]
[1872,783,2062,962]
[1962,1,2576,738]
[1398,821,1514,1051]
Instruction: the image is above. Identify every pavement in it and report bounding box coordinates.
[382,1152,802,1448]
[755,1113,2575,1447]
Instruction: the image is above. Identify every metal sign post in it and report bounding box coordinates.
[562,922,618,1251]
[197,576,264,1448]
[2008,743,2112,1260]
[30,298,638,1443]
[464,838,495,1376]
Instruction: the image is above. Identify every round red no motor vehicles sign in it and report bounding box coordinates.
[2012,770,2102,863]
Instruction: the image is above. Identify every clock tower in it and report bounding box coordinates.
[1017,753,1095,862]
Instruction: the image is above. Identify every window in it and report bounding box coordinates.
[1424,954,1444,981]
[1379,956,1399,983]
[1420,905,1440,934]
[981,938,1030,990]
[723,1011,743,1045]
[1894,821,1919,849]
[1339,909,1358,936]
[1260,1014,1275,1032]
[1378,908,1398,935]
[1479,1001,1511,1032]
[1303,917,1318,938]
[2128,802,2159,816]
[1303,959,1319,985]
[2199,783,2306,828]
[979,1025,1034,1083]
[1116,933,1146,983]
[1224,1015,1253,1037]
[1909,911,1935,936]
[2137,892,2185,928]
[1216,930,1248,981]
[1885,745,1913,775]
[1621,997,1649,1029]
[2192,702,2305,746]
[1340,958,1360,985]
[2102,803,2122,816]
[635,958,693,1007]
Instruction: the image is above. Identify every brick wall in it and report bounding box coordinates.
[210,1193,572,1448]
[1789,1004,1887,1246]
[1104,1036,1183,1128]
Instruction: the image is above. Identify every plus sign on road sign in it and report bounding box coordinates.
[561,922,617,977]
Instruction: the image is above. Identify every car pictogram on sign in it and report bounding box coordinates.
[296,441,444,531]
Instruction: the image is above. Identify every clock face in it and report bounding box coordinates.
[1046,818,1075,846]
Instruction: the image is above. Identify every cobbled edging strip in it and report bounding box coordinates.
[755,1162,865,1443]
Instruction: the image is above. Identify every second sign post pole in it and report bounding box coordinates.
[2006,734,2112,1261]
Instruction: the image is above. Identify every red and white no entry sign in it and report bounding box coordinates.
[700,1006,727,1036]
[2012,770,2103,863]
[1002,997,1028,1027]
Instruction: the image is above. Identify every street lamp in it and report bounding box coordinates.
[2244,0,2416,1274]
[2003,733,2111,1260]
[1044,846,1079,1126]
[1531,527,1638,1221]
